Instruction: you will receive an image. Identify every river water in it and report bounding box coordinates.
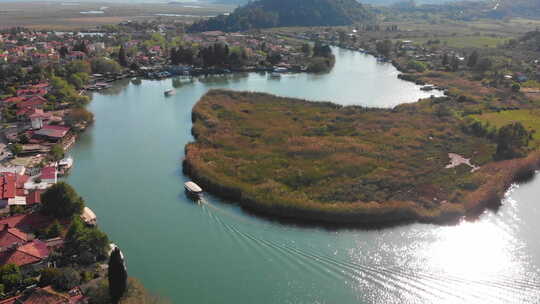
[66,48,540,303]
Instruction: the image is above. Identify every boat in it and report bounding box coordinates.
[184,181,203,197]
[164,89,176,96]
[270,72,282,78]
[420,84,436,91]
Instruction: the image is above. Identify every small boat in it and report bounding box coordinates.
[270,72,281,79]
[164,89,176,96]
[184,181,203,197]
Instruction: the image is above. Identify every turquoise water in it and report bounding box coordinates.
[66,48,540,303]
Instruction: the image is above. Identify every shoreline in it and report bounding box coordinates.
[183,148,540,227]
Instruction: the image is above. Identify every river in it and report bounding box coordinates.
[65,48,540,303]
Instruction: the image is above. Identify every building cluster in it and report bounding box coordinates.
[0,81,75,158]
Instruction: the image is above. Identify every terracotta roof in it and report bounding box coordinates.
[0,214,50,231]
[16,96,47,109]
[0,296,20,304]
[26,190,42,205]
[0,175,16,200]
[19,286,69,304]
[34,125,69,139]
[0,240,49,267]
[41,167,57,180]
[0,224,28,248]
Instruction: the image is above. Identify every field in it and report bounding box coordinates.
[472,109,540,148]
[0,1,233,30]
[181,90,540,225]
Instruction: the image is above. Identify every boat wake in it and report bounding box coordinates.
[197,197,540,303]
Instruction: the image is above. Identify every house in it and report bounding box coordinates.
[0,214,50,232]
[26,190,42,206]
[0,240,49,272]
[0,224,28,252]
[33,125,70,142]
[0,173,28,207]
[40,167,57,184]
[29,109,50,129]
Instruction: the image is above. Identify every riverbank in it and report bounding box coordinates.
[183,90,540,226]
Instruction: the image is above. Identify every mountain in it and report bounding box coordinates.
[489,0,540,19]
[209,0,474,6]
[189,0,374,32]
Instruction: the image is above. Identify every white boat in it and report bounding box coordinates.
[58,156,73,169]
[184,181,203,196]
[164,89,176,96]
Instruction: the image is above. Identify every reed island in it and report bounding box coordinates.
[184,90,540,225]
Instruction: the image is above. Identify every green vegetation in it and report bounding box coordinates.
[63,217,109,265]
[188,0,373,32]
[471,110,540,148]
[184,90,540,224]
[41,182,84,219]
[0,264,22,292]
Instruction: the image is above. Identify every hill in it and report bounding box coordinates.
[189,0,374,32]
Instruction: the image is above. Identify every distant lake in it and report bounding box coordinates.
[66,48,540,303]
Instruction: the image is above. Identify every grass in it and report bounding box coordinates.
[182,90,530,224]
[471,109,540,148]
[402,35,509,48]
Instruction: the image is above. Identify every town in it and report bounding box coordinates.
[0,19,340,303]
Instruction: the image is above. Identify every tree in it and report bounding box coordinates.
[108,247,128,303]
[45,220,63,238]
[467,50,478,67]
[376,40,393,57]
[450,56,460,72]
[8,144,22,156]
[41,182,84,218]
[0,264,22,291]
[55,268,81,291]
[118,45,128,67]
[442,53,448,66]
[50,144,65,161]
[91,57,122,74]
[65,107,94,127]
[39,268,61,287]
[495,122,530,160]
[475,57,493,72]
[64,217,109,264]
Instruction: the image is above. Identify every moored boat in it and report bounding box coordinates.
[164,89,176,96]
[184,181,203,197]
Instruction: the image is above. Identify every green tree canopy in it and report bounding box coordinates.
[0,264,21,291]
[495,122,531,160]
[41,182,84,219]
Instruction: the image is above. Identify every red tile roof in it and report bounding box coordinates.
[18,286,69,304]
[0,240,49,267]
[0,175,16,200]
[16,96,46,109]
[41,167,56,180]
[0,224,28,248]
[26,190,42,205]
[0,296,20,304]
[0,214,51,231]
[34,125,69,139]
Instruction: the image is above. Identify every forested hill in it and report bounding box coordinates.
[491,0,540,19]
[189,0,374,32]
